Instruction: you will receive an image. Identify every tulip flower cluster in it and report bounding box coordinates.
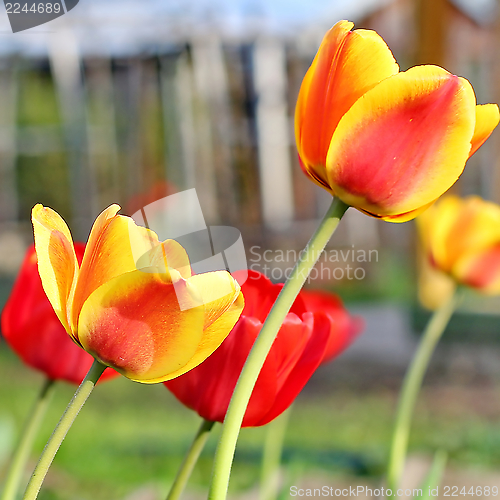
[1,17,499,500]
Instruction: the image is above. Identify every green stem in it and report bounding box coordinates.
[208,197,349,500]
[259,409,291,500]
[1,378,56,500]
[166,419,215,500]
[386,288,462,494]
[420,449,448,500]
[22,359,106,500]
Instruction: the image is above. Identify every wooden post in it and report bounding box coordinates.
[0,61,19,223]
[159,51,185,191]
[416,0,448,66]
[84,57,120,209]
[124,58,144,202]
[253,37,294,230]
[190,36,224,223]
[49,27,93,239]
[490,12,500,202]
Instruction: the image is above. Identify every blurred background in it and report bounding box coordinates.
[1,0,500,498]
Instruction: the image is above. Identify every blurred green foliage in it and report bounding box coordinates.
[323,249,416,304]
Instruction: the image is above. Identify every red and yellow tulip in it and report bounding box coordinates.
[295,20,499,222]
[31,204,244,383]
[417,195,500,294]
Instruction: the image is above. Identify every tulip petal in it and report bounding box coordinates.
[271,314,311,393]
[141,239,193,279]
[295,20,399,183]
[420,196,500,272]
[71,206,163,332]
[1,244,118,384]
[241,270,281,320]
[369,199,437,223]
[241,270,308,321]
[445,198,500,262]
[454,245,500,293]
[300,289,363,363]
[185,271,242,327]
[469,104,500,157]
[166,316,277,425]
[32,204,79,335]
[162,271,243,379]
[165,291,244,380]
[417,195,461,271]
[255,312,331,426]
[77,269,206,383]
[326,65,477,218]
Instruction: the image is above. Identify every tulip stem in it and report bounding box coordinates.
[21,359,107,500]
[208,197,349,500]
[166,419,215,500]
[259,409,291,500]
[1,378,55,500]
[386,288,462,495]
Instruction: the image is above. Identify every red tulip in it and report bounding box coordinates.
[165,271,362,427]
[1,245,118,385]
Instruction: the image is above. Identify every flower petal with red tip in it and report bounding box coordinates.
[77,269,207,383]
[296,20,399,187]
[469,104,500,157]
[1,244,117,384]
[32,204,79,335]
[326,66,476,219]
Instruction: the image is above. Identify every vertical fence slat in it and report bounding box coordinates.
[49,28,93,239]
[253,37,294,230]
[190,37,221,222]
[160,53,182,190]
[0,60,19,224]
[84,57,120,209]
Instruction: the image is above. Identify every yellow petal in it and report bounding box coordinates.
[77,268,206,383]
[417,195,463,271]
[418,195,500,275]
[450,197,500,253]
[364,199,436,223]
[32,204,79,336]
[326,65,476,218]
[139,239,192,279]
[295,20,399,185]
[417,252,456,310]
[469,103,500,157]
[165,291,245,380]
[71,205,161,332]
[186,271,242,327]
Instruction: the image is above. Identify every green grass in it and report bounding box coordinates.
[1,342,500,500]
